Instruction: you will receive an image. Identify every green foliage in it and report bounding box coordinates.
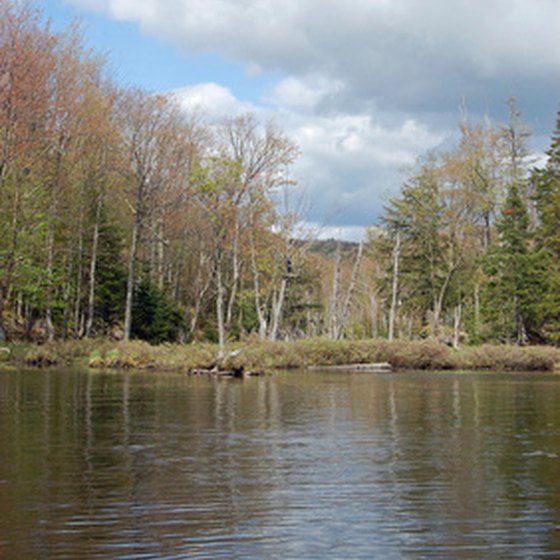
[531,111,560,340]
[381,156,460,329]
[538,264,560,342]
[93,211,127,332]
[131,281,184,344]
[481,184,550,342]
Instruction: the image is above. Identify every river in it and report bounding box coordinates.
[1,368,560,559]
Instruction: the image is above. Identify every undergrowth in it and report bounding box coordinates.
[6,337,560,372]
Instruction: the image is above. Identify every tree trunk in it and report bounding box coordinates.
[329,241,341,339]
[515,298,528,345]
[173,229,188,303]
[124,195,143,341]
[473,282,480,339]
[388,233,400,342]
[0,126,11,197]
[269,275,287,341]
[250,232,267,339]
[336,242,364,340]
[156,218,165,290]
[186,252,211,340]
[0,298,6,342]
[483,212,491,250]
[226,221,240,331]
[432,265,455,338]
[44,135,69,342]
[73,195,85,338]
[85,190,103,338]
[45,223,55,342]
[0,186,22,341]
[215,249,226,358]
[0,161,7,198]
[453,304,462,349]
[370,293,378,339]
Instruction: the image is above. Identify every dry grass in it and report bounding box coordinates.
[219,338,560,372]
[7,337,560,372]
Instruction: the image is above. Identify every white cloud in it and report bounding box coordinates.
[69,0,560,115]
[173,79,445,234]
[67,0,559,237]
[173,82,254,116]
[263,76,344,111]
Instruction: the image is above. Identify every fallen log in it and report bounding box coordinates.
[308,362,393,372]
[188,366,264,378]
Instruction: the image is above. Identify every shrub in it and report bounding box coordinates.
[131,281,184,344]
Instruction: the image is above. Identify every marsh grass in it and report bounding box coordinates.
[9,337,560,372]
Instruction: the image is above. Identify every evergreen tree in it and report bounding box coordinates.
[532,111,560,340]
[533,111,560,256]
[131,281,184,344]
[93,214,127,334]
[481,184,549,343]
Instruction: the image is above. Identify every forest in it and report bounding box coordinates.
[1,1,559,351]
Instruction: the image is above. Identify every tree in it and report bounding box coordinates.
[532,111,560,341]
[131,280,183,344]
[500,98,535,227]
[481,185,549,343]
[0,1,57,339]
[117,90,186,340]
[382,157,463,337]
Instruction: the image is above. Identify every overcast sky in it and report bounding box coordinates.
[45,0,559,240]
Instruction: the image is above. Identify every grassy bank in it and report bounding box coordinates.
[2,337,560,372]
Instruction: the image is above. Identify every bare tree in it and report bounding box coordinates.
[117,90,185,340]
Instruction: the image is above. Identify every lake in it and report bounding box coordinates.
[1,368,560,559]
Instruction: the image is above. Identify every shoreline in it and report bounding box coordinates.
[1,338,559,373]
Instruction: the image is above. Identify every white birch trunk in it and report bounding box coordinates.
[336,242,364,340]
[85,191,103,338]
[453,304,462,349]
[269,275,287,341]
[124,199,142,341]
[226,221,240,331]
[329,241,341,339]
[250,233,267,339]
[388,233,400,342]
[215,250,226,358]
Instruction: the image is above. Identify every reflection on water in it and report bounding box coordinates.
[1,368,560,559]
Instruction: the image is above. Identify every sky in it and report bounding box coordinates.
[43,0,559,240]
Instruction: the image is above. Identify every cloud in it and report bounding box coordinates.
[174,82,255,115]
[175,80,445,235]
[68,0,559,238]
[69,0,559,121]
[263,76,344,111]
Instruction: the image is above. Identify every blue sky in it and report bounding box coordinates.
[44,0,265,97]
[42,0,559,240]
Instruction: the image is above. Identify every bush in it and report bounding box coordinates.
[131,281,184,344]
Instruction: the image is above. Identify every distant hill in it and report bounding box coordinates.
[294,238,360,259]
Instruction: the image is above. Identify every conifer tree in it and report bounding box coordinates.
[481,184,549,343]
[532,111,560,340]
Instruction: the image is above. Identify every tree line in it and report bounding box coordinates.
[1,1,559,347]
[0,1,301,352]
[373,101,560,346]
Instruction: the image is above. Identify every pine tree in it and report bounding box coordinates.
[481,184,549,343]
[533,111,560,255]
[532,111,560,340]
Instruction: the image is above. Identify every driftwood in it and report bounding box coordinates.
[188,348,265,378]
[188,365,264,378]
[308,362,393,372]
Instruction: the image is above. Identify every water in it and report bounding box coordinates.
[1,368,560,559]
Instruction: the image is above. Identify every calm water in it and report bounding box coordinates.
[1,368,560,559]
